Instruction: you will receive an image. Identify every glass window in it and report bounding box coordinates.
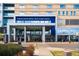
[19,4,26,8]
[60,4,65,9]
[47,11,53,14]
[8,19,14,23]
[66,19,79,25]
[3,19,7,26]
[62,11,65,16]
[0,21,1,23]
[70,11,73,16]
[19,11,25,15]
[4,13,14,16]
[70,20,79,25]
[58,11,60,16]
[66,20,70,25]
[57,19,64,26]
[19,4,26,6]
[74,11,76,16]
[66,11,68,16]
[47,4,52,8]
[74,4,79,9]
[0,4,1,6]
[32,12,39,15]
[32,4,39,8]
[3,4,14,7]
[3,10,14,13]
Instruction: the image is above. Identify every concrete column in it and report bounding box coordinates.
[42,26,45,42]
[28,35,30,42]
[7,25,10,43]
[24,27,26,42]
[13,28,16,42]
[69,35,70,41]
[4,28,6,43]
[55,15,58,42]
[55,34,58,42]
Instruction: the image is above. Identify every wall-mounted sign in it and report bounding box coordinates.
[16,16,55,23]
[57,27,79,35]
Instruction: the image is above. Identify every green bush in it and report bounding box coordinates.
[26,44,35,56]
[17,44,35,56]
[50,50,64,56]
[0,33,3,41]
[0,44,22,56]
[71,50,79,56]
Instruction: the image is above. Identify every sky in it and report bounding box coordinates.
[0,0,79,3]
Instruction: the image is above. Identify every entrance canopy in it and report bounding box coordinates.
[57,27,79,35]
[7,16,56,42]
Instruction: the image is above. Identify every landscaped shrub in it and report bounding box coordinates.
[0,33,3,41]
[50,50,64,56]
[17,44,35,56]
[0,44,22,56]
[26,44,35,56]
[71,50,79,56]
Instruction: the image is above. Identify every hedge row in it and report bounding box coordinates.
[0,44,22,56]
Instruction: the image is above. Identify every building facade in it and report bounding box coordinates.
[0,3,79,43]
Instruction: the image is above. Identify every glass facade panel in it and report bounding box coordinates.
[70,20,79,25]
[66,20,69,25]
[62,11,65,16]
[66,19,79,25]
[60,4,65,8]
[58,11,60,16]
[74,11,76,16]
[46,11,53,14]
[32,4,39,8]
[3,19,7,26]
[3,3,14,7]
[66,11,68,16]
[74,4,79,9]
[70,11,73,16]
[47,4,52,8]
[58,35,69,42]
[19,4,26,6]
[57,27,79,35]
[32,12,39,15]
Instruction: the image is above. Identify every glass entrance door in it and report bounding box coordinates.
[30,31,42,42]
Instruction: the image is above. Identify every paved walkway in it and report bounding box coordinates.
[34,47,53,56]
[33,43,76,56]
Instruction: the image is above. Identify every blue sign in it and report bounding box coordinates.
[57,27,79,35]
[16,16,55,23]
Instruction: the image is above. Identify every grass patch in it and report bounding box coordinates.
[50,50,64,56]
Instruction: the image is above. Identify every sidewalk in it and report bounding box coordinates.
[34,47,53,56]
[33,44,75,56]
